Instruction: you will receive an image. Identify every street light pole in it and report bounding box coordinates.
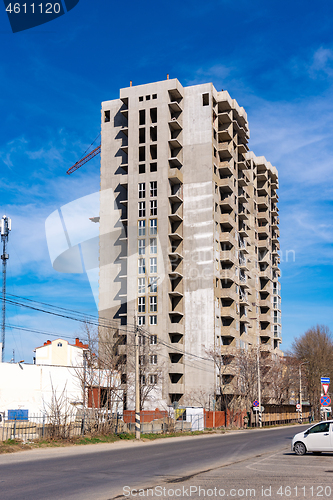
[299,364,302,423]
[299,362,308,424]
[257,347,262,428]
[134,316,140,440]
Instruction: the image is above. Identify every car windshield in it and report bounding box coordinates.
[307,422,330,434]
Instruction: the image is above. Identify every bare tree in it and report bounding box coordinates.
[290,325,333,419]
[234,347,259,410]
[183,388,211,409]
[74,322,124,433]
[206,346,235,412]
[125,329,163,411]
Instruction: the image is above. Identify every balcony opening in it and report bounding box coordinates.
[169,373,183,384]
[169,353,183,363]
[150,162,157,172]
[139,164,145,174]
[169,333,183,344]
[104,110,110,122]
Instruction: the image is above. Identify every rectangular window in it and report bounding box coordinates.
[138,239,145,255]
[150,257,157,274]
[139,109,145,124]
[149,295,157,312]
[139,355,145,365]
[150,334,157,345]
[138,277,145,294]
[138,315,145,326]
[139,164,145,174]
[138,296,145,313]
[150,238,157,254]
[138,258,146,275]
[150,181,157,197]
[150,144,157,160]
[139,146,145,162]
[202,93,209,106]
[140,374,146,385]
[150,200,157,216]
[150,108,157,123]
[139,128,145,144]
[150,126,157,142]
[149,374,157,385]
[138,201,145,218]
[149,219,157,235]
[149,315,157,326]
[139,335,145,345]
[104,110,110,122]
[149,277,157,293]
[138,183,145,198]
[138,220,146,236]
[150,354,157,365]
[150,162,157,172]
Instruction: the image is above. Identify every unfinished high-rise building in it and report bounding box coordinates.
[99,78,281,410]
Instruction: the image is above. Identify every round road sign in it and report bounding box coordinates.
[320,395,331,406]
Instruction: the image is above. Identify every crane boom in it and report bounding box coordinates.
[66,144,101,175]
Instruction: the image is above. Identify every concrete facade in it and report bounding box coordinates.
[99,78,281,410]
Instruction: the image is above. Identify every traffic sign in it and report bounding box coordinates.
[296,403,301,411]
[321,407,331,412]
[322,383,329,395]
[253,400,259,407]
[253,408,259,412]
[321,377,330,384]
[320,395,331,406]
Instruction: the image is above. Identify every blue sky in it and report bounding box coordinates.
[1,0,333,361]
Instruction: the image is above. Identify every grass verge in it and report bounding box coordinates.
[0,429,224,455]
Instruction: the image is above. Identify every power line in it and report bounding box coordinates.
[3,293,217,370]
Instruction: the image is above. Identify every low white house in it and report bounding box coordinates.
[34,337,88,367]
[0,338,123,419]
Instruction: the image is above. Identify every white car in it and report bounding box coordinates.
[292,420,333,455]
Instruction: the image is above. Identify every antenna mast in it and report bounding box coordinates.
[1,215,11,362]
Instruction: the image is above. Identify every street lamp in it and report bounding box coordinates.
[299,362,308,423]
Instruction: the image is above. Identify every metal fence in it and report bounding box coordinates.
[0,410,124,442]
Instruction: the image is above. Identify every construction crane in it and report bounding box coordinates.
[66,134,101,175]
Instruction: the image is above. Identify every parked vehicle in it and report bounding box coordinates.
[292,421,333,455]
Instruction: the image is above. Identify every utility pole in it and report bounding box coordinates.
[257,347,262,428]
[1,215,11,363]
[134,316,140,440]
[299,364,302,424]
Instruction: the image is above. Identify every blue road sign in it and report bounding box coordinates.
[320,396,331,406]
[253,400,259,407]
[321,377,330,384]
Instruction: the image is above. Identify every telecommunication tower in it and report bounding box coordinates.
[1,215,11,362]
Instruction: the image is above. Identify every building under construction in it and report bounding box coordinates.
[98,78,281,410]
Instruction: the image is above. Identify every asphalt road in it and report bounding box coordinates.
[0,425,315,500]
